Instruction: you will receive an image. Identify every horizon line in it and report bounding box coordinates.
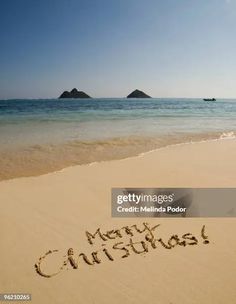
[1,96,236,101]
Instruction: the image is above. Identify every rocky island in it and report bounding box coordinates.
[59,88,91,99]
[127,89,151,98]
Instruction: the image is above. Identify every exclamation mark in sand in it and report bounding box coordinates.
[201,225,210,244]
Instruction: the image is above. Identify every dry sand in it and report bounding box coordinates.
[0,139,236,304]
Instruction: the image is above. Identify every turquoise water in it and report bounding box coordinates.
[1,97,236,180]
[1,98,236,149]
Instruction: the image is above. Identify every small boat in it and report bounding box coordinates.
[203,98,216,101]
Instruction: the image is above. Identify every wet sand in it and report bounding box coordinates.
[0,131,230,181]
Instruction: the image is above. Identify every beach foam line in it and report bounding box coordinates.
[130,131,236,160]
[1,131,236,183]
[60,132,236,171]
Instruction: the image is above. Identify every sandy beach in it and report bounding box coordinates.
[0,139,236,304]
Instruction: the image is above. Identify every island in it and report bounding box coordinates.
[59,88,91,99]
[127,89,151,98]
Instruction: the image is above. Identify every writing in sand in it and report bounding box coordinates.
[35,223,210,278]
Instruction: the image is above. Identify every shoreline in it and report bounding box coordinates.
[1,136,236,186]
[0,131,235,182]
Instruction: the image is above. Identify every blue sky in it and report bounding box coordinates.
[0,0,236,98]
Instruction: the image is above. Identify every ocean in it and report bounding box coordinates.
[1,98,236,180]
